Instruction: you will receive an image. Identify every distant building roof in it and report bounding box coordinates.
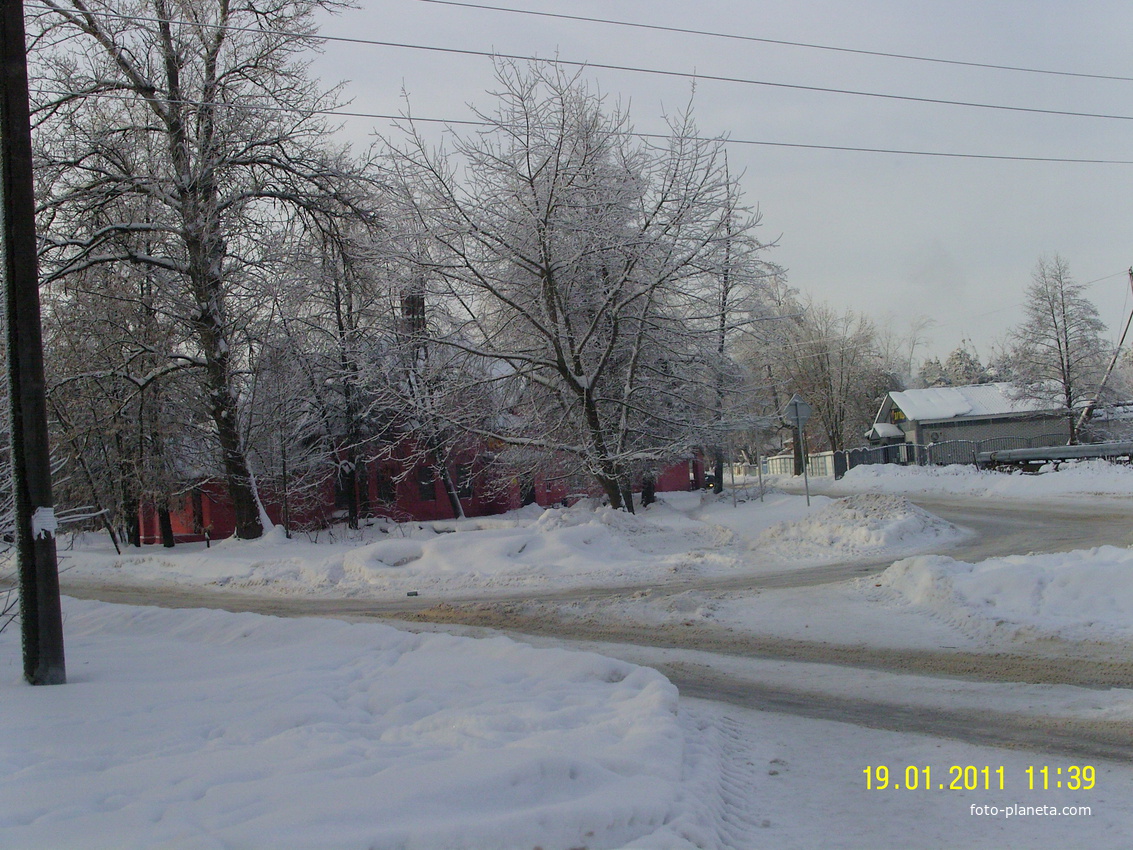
[888,382,1056,423]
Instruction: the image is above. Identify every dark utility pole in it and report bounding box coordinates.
[1072,266,1133,440]
[2,0,65,684]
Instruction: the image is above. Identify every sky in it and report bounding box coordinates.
[302,0,1133,364]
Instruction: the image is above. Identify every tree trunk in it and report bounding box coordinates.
[792,428,805,476]
[712,446,724,494]
[158,501,175,548]
[355,459,370,520]
[175,42,262,540]
[47,397,121,553]
[595,471,623,509]
[1067,411,1079,445]
[618,480,635,514]
[124,493,141,547]
[280,432,291,537]
[582,389,633,512]
[190,258,262,539]
[210,382,263,539]
[640,474,656,507]
[438,464,465,519]
[339,460,359,530]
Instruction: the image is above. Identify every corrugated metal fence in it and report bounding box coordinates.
[831,435,1068,479]
[764,434,1069,480]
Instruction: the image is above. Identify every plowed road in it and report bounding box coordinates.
[61,494,1133,760]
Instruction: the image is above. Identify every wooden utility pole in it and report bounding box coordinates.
[2,0,66,684]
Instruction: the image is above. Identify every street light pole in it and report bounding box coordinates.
[785,394,812,507]
[1,0,65,685]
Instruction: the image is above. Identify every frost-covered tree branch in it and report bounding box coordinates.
[390,61,778,509]
[31,0,377,538]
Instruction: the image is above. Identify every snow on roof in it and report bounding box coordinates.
[888,382,1055,422]
[866,422,904,439]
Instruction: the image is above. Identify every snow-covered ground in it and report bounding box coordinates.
[1,601,683,850]
[55,490,966,599]
[55,472,1133,648]
[815,458,1133,502]
[6,462,1133,848]
[5,598,1132,850]
[594,540,1133,650]
[869,546,1133,644]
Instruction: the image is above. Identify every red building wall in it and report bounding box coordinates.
[655,456,704,492]
[139,481,234,544]
[138,449,706,544]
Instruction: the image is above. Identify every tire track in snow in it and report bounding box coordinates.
[663,661,1133,763]
[664,707,769,850]
[714,714,769,848]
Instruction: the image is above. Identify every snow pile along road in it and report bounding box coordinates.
[0,600,684,850]
[341,503,656,591]
[56,490,977,600]
[62,499,745,598]
[52,495,799,598]
[823,459,1133,500]
[864,545,1133,642]
[755,495,965,561]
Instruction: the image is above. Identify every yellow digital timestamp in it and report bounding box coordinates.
[862,765,1096,791]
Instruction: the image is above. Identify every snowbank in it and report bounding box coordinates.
[754,494,965,561]
[61,500,723,597]
[865,545,1133,642]
[822,459,1133,500]
[58,492,960,599]
[0,599,682,850]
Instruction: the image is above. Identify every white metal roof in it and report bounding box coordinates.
[887,382,1055,423]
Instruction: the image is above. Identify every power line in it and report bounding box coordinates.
[31,88,1133,165]
[1084,270,1128,286]
[413,0,1133,84]
[924,269,1130,337]
[26,2,1133,124]
[365,42,1133,123]
[671,136,1133,165]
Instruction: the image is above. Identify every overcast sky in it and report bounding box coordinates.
[306,0,1133,364]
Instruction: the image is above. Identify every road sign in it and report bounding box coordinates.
[784,394,811,429]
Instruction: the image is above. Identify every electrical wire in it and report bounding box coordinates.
[411,0,1133,84]
[924,269,1129,336]
[25,2,1133,124]
[1084,271,1129,286]
[30,87,1133,165]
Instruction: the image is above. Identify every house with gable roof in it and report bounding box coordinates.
[867,382,1071,446]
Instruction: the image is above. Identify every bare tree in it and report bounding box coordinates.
[42,253,196,547]
[31,0,372,537]
[752,295,900,452]
[392,62,766,509]
[375,253,507,519]
[694,158,780,492]
[1007,254,1110,443]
